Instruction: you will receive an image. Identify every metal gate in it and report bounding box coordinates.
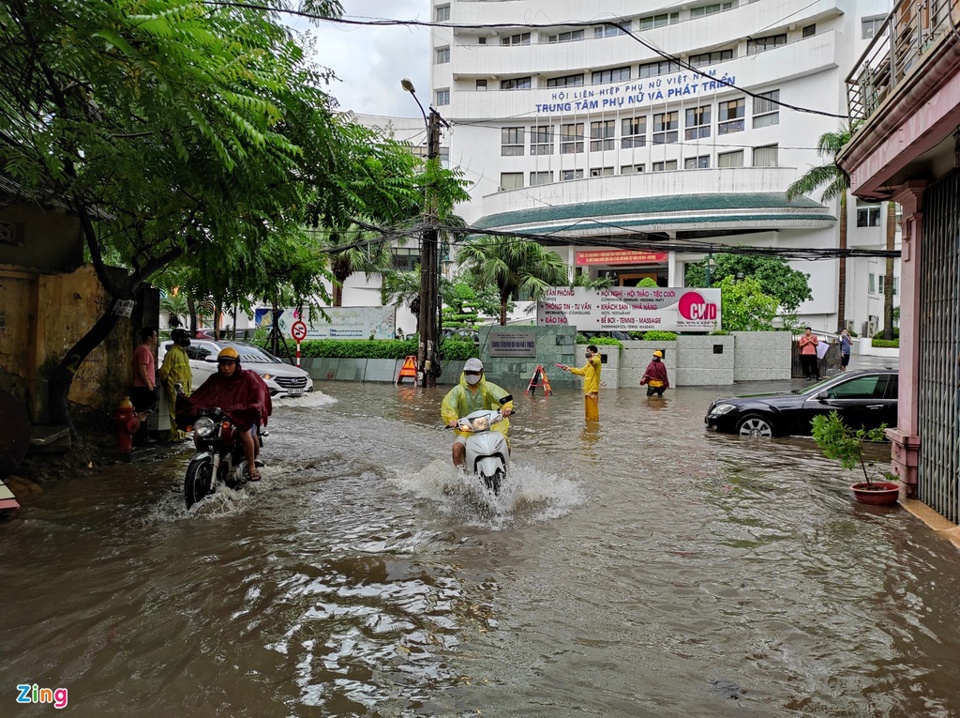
[918,170,960,523]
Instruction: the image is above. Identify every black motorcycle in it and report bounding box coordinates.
[183,406,263,509]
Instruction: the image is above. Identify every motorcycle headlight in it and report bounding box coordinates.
[470,416,490,431]
[194,416,217,438]
[709,403,736,417]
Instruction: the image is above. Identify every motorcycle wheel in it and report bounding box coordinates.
[184,459,214,509]
[483,469,504,496]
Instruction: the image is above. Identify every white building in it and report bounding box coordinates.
[424,0,900,336]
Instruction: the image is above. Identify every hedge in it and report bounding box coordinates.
[287,338,477,360]
[871,338,900,349]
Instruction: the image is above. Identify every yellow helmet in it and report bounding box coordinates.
[218,346,239,361]
[653,350,663,358]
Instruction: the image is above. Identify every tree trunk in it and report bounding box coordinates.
[883,201,896,340]
[188,296,198,335]
[499,296,508,326]
[837,192,847,328]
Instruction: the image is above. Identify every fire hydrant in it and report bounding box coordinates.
[115,396,140,454]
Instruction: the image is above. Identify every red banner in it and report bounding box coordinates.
[575,250,668,266]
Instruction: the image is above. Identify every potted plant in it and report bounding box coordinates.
[811,411,901,506]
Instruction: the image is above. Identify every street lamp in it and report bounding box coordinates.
[402,78,442,387]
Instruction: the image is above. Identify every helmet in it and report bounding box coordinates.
[171,328,190,344]
[463,357,483,373]
[652,350,663,358]
[218,346,240,361]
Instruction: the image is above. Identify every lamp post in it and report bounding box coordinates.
[402,79,442,387]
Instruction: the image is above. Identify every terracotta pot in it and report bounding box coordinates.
[850,481,901,506]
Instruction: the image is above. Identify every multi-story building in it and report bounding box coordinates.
[429,0,899,334]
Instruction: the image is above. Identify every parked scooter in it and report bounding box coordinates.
[453,407,512,494]
[182,406,264,508]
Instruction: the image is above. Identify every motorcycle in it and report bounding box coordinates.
[183,406,264,509]
[454,406,512,494]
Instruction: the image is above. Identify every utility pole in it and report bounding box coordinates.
[417,108,442,387]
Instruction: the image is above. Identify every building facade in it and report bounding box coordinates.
[429,0,899,334]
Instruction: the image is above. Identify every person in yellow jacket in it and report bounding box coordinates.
[157,328,193,442]
[559,344,602,422]
[441,358,514,468]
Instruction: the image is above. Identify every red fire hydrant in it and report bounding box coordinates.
[115,396,140,454]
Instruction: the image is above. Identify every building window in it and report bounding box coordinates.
[868,273,876,293]
[435,88,450,106]
[747,34,787,55]
[638,12,679,29]
[435,47,450,64]
[893,277,899,295]
[857,205,882,227]
[652,160,678,172]
[589,166,614,177]
[718,150,744,167]
[621,116,647,148]
[547,73,584,88]
[653,111,679,144]
[476,79,487,91]
[753,144,779,167]
[718,98,745,134]
[621,164,645,174]
[862,15,886,39]
[639,59,681,78]
[499,172,523,190]
[594,22,628,38]
[531,125,554,155]
[590,120,616,151]
[690,2,734,18]
[802,23,816,37]
[501,32,531,46]
[0,221,23,246]
[561,169,584,181]
[501,76,532,91]
[561,123,584,154]
[684,155,710,169]
[753,90,780,128]
[530,171,553,186]
[689,49,734,67]
[592,66,631,85]
[435,4,450,22]
[548,29,584,43]
[501,127,524,156]
[478,36,486,44]
[684,106,711,139]
[392,247,421,272]
[878,275,885,294]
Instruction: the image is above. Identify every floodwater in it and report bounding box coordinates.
[2,380,960,718]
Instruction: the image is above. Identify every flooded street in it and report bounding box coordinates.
[3,380,960,717]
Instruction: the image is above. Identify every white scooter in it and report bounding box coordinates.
[455,407,512,494]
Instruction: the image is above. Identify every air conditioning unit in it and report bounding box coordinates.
[862,319,878,337]
[844,319,855,333]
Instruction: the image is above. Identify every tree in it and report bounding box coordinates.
[717,276,779,331]
[455,236,569,325]
[786,128,852,327]
[685,254,812,313]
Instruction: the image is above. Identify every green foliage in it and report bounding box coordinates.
[717,276,778,331]
[636,277,659,288]
[871,338,900,348]
[575,335,623,350]
[786,129,852,204]
[291,338,475,360]
[811,411,888,486]
[570,272,614,289]
[639,330,678,341]
[685,255,812,312]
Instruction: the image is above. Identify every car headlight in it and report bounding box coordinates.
[194,416,217,438]
[259,373,274,381]
[709,404,736,417]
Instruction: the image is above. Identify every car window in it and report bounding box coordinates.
[223,343,273,363]
[826,374,886,399]
[187,342,215,361]
[885,374,899,399]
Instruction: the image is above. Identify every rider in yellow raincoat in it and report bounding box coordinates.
[158,328,193,442]
[440,358,514,468]
[559,344,602,422]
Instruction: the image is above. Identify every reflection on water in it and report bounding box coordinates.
[2,381,960,717]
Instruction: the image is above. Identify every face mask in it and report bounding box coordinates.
[465,373,481,386]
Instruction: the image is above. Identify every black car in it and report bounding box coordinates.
[705,369,898,438]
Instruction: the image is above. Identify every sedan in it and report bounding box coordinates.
[705,369,898,438]
[159,339,313,397]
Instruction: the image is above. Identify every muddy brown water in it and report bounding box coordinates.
[2,380,959,717]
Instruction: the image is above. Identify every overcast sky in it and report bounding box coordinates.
[290,1,432,118]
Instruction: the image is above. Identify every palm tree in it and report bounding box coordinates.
[786,128,851,328]
[322,221,402,307]
[456,235,569,325]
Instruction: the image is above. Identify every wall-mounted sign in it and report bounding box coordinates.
[537,287,722,333]
[575,250,667,266]
[488,328,537,357]
[255,306,396,340]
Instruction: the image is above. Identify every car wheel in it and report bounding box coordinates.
[736,414,775,438]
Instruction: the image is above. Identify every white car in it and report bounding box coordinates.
[158,339,313,397]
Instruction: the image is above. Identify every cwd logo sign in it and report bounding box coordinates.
[678,291,719,322]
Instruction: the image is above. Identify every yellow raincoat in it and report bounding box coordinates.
[158,343,192,441]
[441,372,514,441]
[569,354,601,395]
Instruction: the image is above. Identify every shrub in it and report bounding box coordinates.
[871,338,900,349]
[575,334,623,350]
[286,338,477,360]
[638,330,678,341]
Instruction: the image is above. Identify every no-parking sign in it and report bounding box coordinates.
[291,320,308,342]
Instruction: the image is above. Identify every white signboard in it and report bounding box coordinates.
[257,306,397,340]
[488,328,537,358]
[537,287,722,332]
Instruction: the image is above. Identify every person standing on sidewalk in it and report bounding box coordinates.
[158,328,193,442]
[798,326,820,380]
[839,328,852,372]
[131,326,159,445]
[559,344,602,422]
